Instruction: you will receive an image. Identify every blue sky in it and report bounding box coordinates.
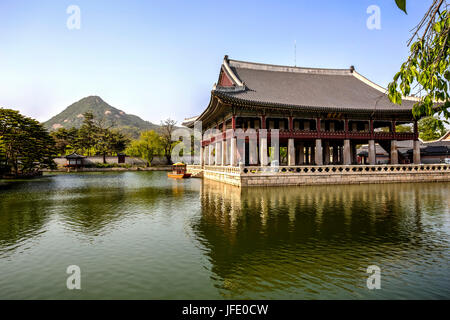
[0,0,433,124]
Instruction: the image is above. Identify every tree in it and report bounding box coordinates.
[95,128,129,163]
[50,127,78,156]
[0,108,56,175]
[395,124,413,133]
[125,130,162,165]
[388,0,450,121]
[418,116,446,141]
[159,118,177,164]
[77,112,98,156]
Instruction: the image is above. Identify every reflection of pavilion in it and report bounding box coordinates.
[193,180,449,298]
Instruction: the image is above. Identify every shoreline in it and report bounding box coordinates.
[43,166,172,173]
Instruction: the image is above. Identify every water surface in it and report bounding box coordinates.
[0,172,449,299]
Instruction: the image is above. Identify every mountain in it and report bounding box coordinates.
[43,96,160,138]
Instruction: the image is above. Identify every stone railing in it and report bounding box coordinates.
[203,165,241,175]
[240,164,450,175]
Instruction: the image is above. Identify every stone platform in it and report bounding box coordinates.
[187,164,450,187]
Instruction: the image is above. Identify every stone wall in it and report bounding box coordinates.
[54,155,169,167]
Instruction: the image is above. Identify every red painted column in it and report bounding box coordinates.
[316,117,321,137]
[261,115,266,129]
[289,116,293,131]
[413,120,418,139]
[370,119,374,139]
[392,120,396,139]
[232,115,236,130]
[344,119,349,137]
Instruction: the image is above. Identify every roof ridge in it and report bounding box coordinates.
[227,58,352,75]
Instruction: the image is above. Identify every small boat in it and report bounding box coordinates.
[167,162,191,179]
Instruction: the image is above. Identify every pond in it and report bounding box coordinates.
[0,172,449,299]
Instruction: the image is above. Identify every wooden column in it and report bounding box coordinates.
[261,115,266,129]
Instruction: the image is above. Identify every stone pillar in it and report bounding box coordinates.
[413,140,421,164]
[200,146,204,166]
[230,138,237,166]
[315,139,323,165]
[215,142,221,165]
[222,140,227,165]
[323,141,330,165]
[260,137,268,166]
[210,144,216,165]
[390,140,398,164]
[368,139,376,165]
[288,138,295,166]
[297,142,304,165]
[343,139,351,165]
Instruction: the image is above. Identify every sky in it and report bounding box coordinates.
[0,0,434,125]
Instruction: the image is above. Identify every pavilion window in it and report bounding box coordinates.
[294,120,300,130]
[269,120,275,129]
[279,121,285,130]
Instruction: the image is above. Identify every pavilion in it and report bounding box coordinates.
[184,56,422,167]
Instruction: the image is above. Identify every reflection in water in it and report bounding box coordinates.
[194,180,450,299]
[0,173,449,299]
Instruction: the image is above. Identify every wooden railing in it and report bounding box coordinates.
[201,129,416,145]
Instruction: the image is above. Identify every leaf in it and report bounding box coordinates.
[395,0,407,14]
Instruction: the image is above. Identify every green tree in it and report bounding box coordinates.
[159,118,177,165]
[125,130,162,166]
[95,128,129,163]
[50,127,78,156]
[395,124,413,133]
[388,0,450,120]
[0,108,56,175]
[418,116,446,141]
[77,112,98,156]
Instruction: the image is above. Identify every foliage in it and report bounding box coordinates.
[389,1,450,121]
[418,116,447,141]
[395,124,413,133]
[159,118,178,165]
[51,112,129,161]
[125,130,163,165]
[0,108,56,175]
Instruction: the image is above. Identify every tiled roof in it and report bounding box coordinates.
[214,58,418,113]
